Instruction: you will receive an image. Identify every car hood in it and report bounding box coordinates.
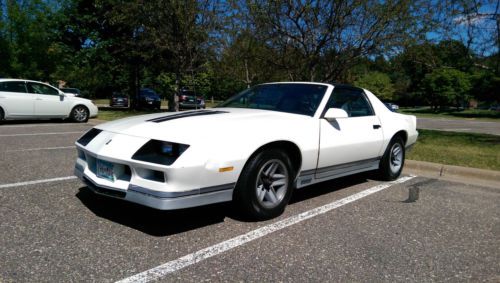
[95,108,311,145]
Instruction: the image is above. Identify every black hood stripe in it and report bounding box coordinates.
[147,110,228,123]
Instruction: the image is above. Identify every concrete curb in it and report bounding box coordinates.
[404,160,500,189]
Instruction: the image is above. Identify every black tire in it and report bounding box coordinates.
[71,105,89,123]
[233,149,294,220]
[0,107,4,123]
[377,136,405,181]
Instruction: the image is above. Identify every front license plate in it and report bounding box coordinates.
[97,159,114,182]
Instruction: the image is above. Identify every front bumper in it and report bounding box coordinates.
[110,101,129,107]
[75,165,234,210]
[89,104,99,118]
[74,132,235,210]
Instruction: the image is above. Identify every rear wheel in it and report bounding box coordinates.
[233,149,294,220]
[377,136,405,180]
[71,105,89,123]
[0,107,4,122]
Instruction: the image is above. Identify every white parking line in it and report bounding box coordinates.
[0,123,88,128]
[0,176,77,189]
[5,146,76,152]
[0,131,84,137]
[116,175,416,283]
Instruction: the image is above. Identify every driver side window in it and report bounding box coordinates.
[27,82,59,96]
[326,88,374,117]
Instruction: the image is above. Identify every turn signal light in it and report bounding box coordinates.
[219,166,234,172]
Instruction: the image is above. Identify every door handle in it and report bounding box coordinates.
[373,125,381,129]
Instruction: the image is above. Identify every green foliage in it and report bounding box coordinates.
[354,72,395,100]
[421,68,472,109]
[0,0,497,108]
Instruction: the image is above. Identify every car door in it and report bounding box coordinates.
[316,87,384,179]
[27,82,72,117]
[0,81,35,117]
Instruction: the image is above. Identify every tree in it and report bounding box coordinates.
[140,0,219,110]
[354,72,395,101]
[421,68,472,110]
[243,0,435,82]
[0,0,63,81]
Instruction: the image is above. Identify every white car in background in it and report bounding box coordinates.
[74,82,418,220]
[0,79,98,123]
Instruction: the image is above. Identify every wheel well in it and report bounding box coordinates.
[249,141,302,176]
[393,130,408,145]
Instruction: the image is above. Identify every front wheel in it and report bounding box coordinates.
[377,136,405,181]
[71,105,89,123]
[233,149,294,220]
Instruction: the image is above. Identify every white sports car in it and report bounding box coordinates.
[74,82,417,219]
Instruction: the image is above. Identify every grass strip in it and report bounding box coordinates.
[407,129,500,171]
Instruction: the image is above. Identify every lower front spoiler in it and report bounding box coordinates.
[75,168,234,210]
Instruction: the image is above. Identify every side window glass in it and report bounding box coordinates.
[0,81,27,93]
[326,88,374,117]
[27,82,59,96]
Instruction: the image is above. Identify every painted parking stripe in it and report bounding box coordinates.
[0,123,89,128]
[0,176,77,189]
[116,175,416,283]
[0,131,84,137]
[5,146,76,152]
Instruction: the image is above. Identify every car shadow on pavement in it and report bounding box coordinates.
[75,173,373,236]
[76,187,229,237]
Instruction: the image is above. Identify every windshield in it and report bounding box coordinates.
[217,83,327,116]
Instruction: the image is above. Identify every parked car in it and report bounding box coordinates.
[0,79,98,123]
[74,82,418,220]
[384,102,399,112]
[61,88,82,97]
[489,104,500,111]
[137,88,161,110]
[109,92,129,108]
[178,89,205,110]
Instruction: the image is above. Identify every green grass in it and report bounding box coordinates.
[407,129,500,171]
[96,109,154,121]
[400,107,500,121]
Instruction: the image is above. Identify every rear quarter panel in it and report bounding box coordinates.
[364,89,418,150]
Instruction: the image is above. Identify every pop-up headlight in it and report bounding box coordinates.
[77,128,102,146]
[132,140,189,166]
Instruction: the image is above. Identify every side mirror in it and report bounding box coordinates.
[324,108,348,120]
[59,91,65,97]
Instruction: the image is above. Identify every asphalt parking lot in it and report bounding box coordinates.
[417,117,500,135]
[0,121,499,282]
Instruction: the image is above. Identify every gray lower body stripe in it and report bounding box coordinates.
[299,157,381,177]
[315,157,381,174]
[128,183,235,199]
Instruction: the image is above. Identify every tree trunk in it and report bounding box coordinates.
[170,72,180,112]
